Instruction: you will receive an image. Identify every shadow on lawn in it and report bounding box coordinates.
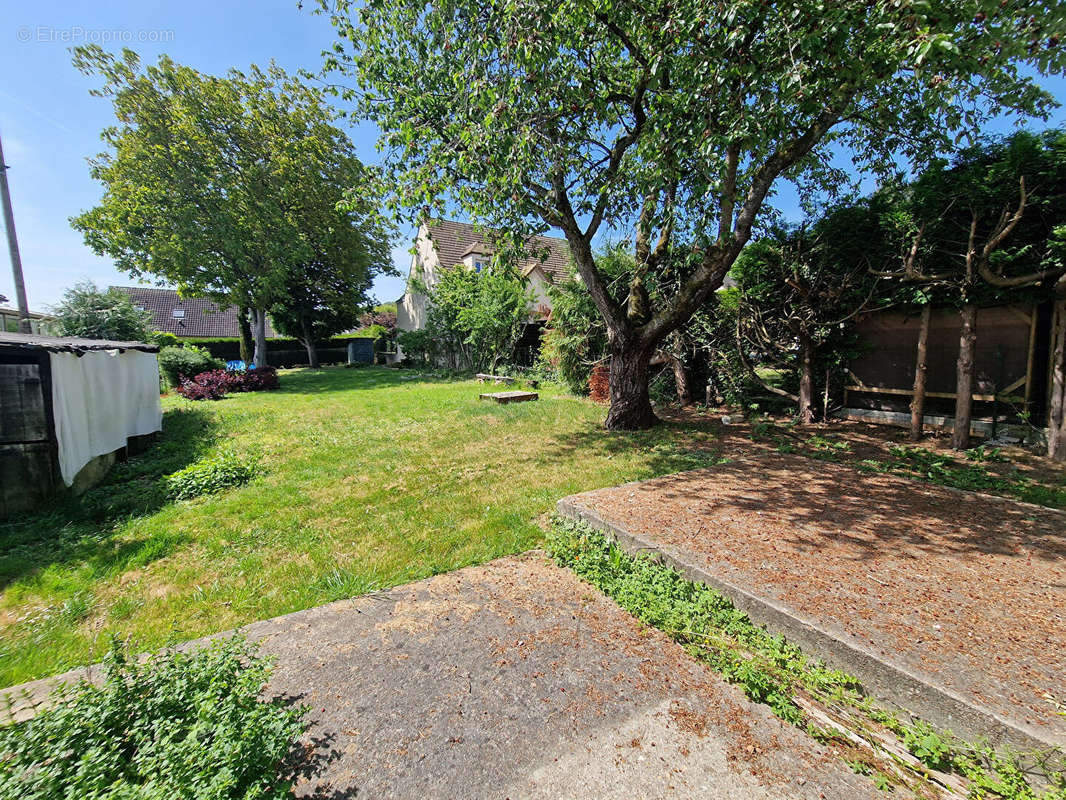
[0,405,221,592]
[549,420,1066,564]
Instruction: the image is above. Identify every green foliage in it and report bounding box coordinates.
[0,635,306,800]
[396,328,438,367]
[267,176,394,356]
[857,445,1066,508]
[165,450,256,500]
[966,445,1010,463]
[157,345,223,388]
[729,220,877,417]
[48,281,153,342]
[148,331,180,348]
[907,129,1066,304]
[71,47,393,333]
[354,323,391,342]
[901,721,953,772]
[419,263,533,372]
[321,0,1064,427]
[540,244,629,394]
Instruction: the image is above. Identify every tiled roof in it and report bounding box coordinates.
[110,286,277,338]
[424,219,572,283]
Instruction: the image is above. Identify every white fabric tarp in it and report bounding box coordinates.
[49,349,163,486]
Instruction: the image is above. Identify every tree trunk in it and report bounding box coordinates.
[822,366,831,422]
[662,352,691,406]
[1048,294,1066,461]
[909,305,932,443]
[252,309,269,367]
[302,319,320,369]
[798,333,815,424]
[237,306,253,365]
[605,342,657,430]
[952,303,977,450]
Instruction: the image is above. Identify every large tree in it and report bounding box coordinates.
[269,157,394,367]
[71,47,392,366]
[321,0,1065,428]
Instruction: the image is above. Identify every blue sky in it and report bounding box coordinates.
[1,0,412,309]
[1,2,1064,311]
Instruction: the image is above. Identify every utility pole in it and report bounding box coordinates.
[0,129,32,334]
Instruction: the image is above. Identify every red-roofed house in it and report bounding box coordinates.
[396,219,572,337]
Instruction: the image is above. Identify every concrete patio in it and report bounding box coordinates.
[3,553,882,799]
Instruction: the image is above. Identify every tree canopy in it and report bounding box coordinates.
[321,0,1065,427]
[71,46,394,364]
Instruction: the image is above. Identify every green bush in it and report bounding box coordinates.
[165,450,256,500]
[397,328,437,366]
[157,345,223,388]
[0,635,307,800]
[148,330,180,348]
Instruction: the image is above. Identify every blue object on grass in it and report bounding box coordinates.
[226,360,248,371]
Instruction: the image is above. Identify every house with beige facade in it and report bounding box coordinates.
[396,219,572,362]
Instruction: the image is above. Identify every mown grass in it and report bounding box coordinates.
[0,367,720,687]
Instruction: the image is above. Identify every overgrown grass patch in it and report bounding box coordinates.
[549,519,1066,799]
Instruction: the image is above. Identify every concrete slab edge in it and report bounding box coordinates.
[555,496,1065,762]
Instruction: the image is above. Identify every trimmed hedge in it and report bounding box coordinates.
[183,337,356,365]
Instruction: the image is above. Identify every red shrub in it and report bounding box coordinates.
[175,366,279,400]
[176,372,229,401]
[589,363,610,404]
[237,366,279,392]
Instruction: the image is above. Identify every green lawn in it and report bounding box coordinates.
[0,367,720,687]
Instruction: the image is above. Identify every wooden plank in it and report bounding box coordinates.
[0,363,48,443]
[844,385,1025,403]
[847,369,870,389]
[1025,304,1038,405]
[999,375,1027,395]
[478,391,538,404]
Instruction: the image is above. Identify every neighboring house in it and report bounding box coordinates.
[111,286,277,338]
[0,307,50,335]
[396,219,572,336]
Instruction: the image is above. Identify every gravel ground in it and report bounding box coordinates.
[560,449,1066,748]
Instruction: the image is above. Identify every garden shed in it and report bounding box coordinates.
[844,302,1056,439]
[0,332,162,517]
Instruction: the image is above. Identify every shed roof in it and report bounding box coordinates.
[424,219,572,283]
[0,331,158,354]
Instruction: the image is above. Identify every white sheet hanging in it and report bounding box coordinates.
[49,349,163,486]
